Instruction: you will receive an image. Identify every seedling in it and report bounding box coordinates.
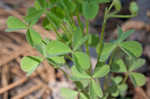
[6,0,145,98]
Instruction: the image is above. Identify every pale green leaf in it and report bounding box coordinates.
[61,88,78,99]
[21,56,43,75]
[26,29,42,47]
[6,16,26,31]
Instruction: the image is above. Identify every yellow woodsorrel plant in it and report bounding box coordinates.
[6,0,145,99]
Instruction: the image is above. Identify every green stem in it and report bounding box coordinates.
[97,15,107,61]
[77,13,83,32]
[122,73,129,83]
[110,14,135,18]
[85,20,90,56]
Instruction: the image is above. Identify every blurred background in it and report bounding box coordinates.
[0,0,150,99]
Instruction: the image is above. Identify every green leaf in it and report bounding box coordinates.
[25,8,43,25]
[117,27,134,42]
[26,29,42,47]
[71,66,91,81]
[47,56,65,67]
[36,0,47,8]
[111,59,127,73]
[6,16,26,31]
[94,0,111,3]
[46,11,62,29]
[129,72,146,87]
[80,92,88,99]
[93,64,110,78]
[88,34,99,47]
[97,43,116,62]
[114,0,122,11]
[130,2,139,15]
[46,40,71,57]
[82,1,99,20]
[112,76,123,84]
[129,58,145,71]
[90,79,103,98]
[61,88,78,99]
[21,56,43,75]
[73,52,90,71]
[120,41,143,57]
[73,34,89,51]
[118,83,128,96]
[72,28,83,49]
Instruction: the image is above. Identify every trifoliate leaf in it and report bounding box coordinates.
[117,27,134,43]
[129,58,145,71]
[6,16,26,32]
[21,56,43,75]
[93,64,110,78]
[111,59,127,73]
[129,72,146,87]
[120,41,143,57]
[46,40,71,57]
[73,52,90,71]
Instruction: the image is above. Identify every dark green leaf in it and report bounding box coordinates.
[111,59,127,73]
[88,34,99,47]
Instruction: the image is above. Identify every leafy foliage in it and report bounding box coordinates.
[6,0,145,99]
